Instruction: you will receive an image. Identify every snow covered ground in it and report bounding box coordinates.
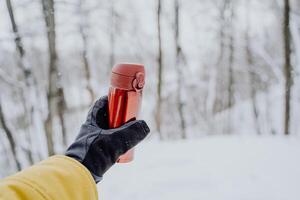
[99,136,300,200]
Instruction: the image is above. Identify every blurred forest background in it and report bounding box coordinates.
[0,0,299,176]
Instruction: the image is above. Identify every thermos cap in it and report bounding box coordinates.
[111,63,145,91]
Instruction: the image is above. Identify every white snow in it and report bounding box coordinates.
[99,136,300,200]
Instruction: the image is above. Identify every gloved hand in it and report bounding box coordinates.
[65,96,150,183]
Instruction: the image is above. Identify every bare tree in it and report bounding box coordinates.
[6,0,34,164]
[155,0,163,140]
[109,0,116,69]
[174,0,186,139]
[213,0,228,114]
[212,0,235,134]
[57,87,67,146]
[41,0,67,154]
[245,0,261,135]
[226,0,235,134]
[0,101,21,171]
[78,0,95,105]
[0,135,11,176]
[227,0,235,110]
[283,0,292,135]
[5,0,25,68]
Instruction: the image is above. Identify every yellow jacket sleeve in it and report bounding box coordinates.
[0,155,98,200]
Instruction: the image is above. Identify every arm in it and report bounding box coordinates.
[0,96,150,200]
[0,155,97,200]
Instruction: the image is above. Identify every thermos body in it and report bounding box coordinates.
[108,63,145,163]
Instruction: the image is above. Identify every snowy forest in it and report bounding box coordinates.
[0,0,300,198]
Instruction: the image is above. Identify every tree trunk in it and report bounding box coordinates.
[0,101,21,171]
[245,0,261,135]
[227,0,235,111]
[5,0,25,60]
[155,0,163,140]
[6,0,34,164]
[174,0,186,139]
[57,88,67,146]
[109,0,116,69]
[212,0,235,133]
[212,0,227,114]
[283,0,292,135]
[78,0,95,105]
[42,0,66,155]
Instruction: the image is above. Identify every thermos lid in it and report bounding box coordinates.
[111,63,145,91]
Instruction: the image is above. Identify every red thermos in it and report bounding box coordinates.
[108,63,145,163]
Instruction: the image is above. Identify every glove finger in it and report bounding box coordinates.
[86,96,108,128]
[109,120,150,153]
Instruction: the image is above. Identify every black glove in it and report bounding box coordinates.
[65,96,150,183]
